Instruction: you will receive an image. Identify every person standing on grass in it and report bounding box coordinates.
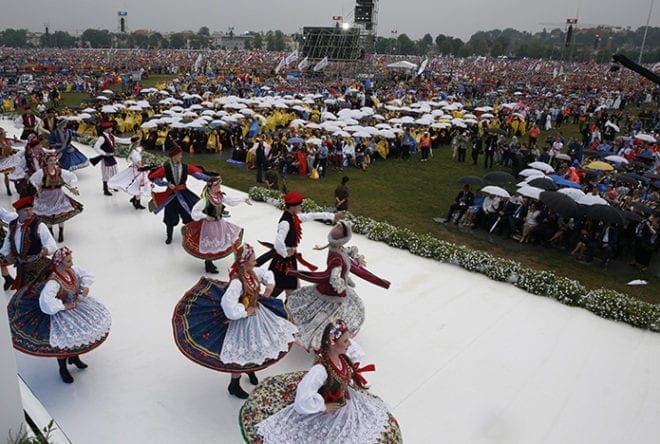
[335,176,350,212]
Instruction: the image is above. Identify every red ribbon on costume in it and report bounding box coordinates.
[352,362,375,386]
[292,214,302,245]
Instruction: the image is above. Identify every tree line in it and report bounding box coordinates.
[0,25,658,62]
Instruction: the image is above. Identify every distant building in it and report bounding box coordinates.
[211,32,253,50]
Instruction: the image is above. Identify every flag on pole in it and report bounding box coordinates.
[246,118,260,139]
[297,56,309,70]
[416,58,428,77]
[285,49,299,65]
[275,57,286,74]
[313,56,329,72]
[193,53,203,73]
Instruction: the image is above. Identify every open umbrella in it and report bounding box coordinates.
[634,133,657,143]
[557,187,585,201]
[487,127,508,136]
[539,191,578,217]
[528,161,554,173]
[583,204,625,225]
[484,171,516,183]
[585,161,614,171]
[516,185,544,200]
[518,168,546,178]
[527,177,559,191]
[554,153,572,161]
[578,194,609,206]
[636,150,656,161]
[619,209,643,223]
[605,155,628,164]
[287,137,304,145]
[481,185,510,198]
[456,176,487,187]
[630,201,655,215]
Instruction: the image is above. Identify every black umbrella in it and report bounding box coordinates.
[619,209,643,223]
[614,174,641,186]
[484,171,516,184]
[456,176,487,187]
[630,201,655,215]
[528,177,559,191]
[539,191,579,217]
[487,127,508,136]
[620,172,647,183]
[636,150,655,161]
[583,204,626,225]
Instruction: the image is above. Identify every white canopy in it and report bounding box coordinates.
[386,61,418,70]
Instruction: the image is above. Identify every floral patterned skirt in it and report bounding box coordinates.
[172,277,296,373]
[181,219,243,260]
[239,371,402,444]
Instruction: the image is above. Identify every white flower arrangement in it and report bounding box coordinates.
[249,187,660,332]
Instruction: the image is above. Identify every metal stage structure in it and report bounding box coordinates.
[299,0,378,74]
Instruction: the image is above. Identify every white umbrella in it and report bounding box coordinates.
[379,130,396,139]
[77,113,92,120]
[352,131,372,138]
[95,96,109,101]
[481,185,511,198]
[102,89,114,95]
[306,137,322,146]
[578,194,609,206]
[516,186,544,200]
[128,105,143,111]
[290,119,307,128]
[321,112,337,120]
[557,188,586,201]
[141,121,159,129]
[634,133,657,143]
[333,130,351,138]
[101,105,117,113]
[605,121,620,132]
[604,155,628,164]
[518,168,546,178]
[528,161,555,173]
[480,113,495,119]
[83,107,97,113]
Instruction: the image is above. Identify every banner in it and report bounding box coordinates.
[193,54,203,73]
[297,56,309,70]
[416,58,428,77]
[313,56,329,72]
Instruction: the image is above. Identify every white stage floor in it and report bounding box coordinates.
[2,121,660,444]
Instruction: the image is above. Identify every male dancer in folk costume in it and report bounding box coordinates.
[148,146,210,244]
[256,191,342,298]
[91,121,118,196]
[0,196,57,291]
[107,136,150,210]
[14,106,43,141]
[10,136,45,197]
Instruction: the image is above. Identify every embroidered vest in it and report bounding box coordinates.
[318,355,354,405]
[315,249,350,297]
[204,198,221,220]
[279,211,301,248]
[8,217,42,259]
[239,271,260,309]
[50,269,79,303]
[164,162,188,186]
[42,169,65,189]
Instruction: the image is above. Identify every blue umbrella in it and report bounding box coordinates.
[287,137,304,145]
[548,174,582,189]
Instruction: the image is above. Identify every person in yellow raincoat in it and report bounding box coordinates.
[376,137,389,159]
[206,129,222,152]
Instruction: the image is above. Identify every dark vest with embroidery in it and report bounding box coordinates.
[41,169,65,189]
[318,354,354,405]
[50,270,79,303]
[279,211,300,248]
[164,162,188,186]
[99,134,117,166]
[8,217,43,259]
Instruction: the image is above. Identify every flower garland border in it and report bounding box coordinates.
[249,186,660,332]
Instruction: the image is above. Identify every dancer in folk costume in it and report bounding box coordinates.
[182,176,250,274]
[240,319,402,444]
[0,207,17,290]
[0,127,20,196]
[107,136,150,210]
[91,121,118,196]
[148,146,210,244]
[0,196,56,291]
[256,192,341,298]
[14,106,42,140]
[29,152,83,243]
[8,247,111,383]
[286,220,390,350]
[9,136,45,197]
[48,118,89,171]
[172,244,298,399]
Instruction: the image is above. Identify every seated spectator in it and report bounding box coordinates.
[520,202,540,243]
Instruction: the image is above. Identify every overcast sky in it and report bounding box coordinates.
[1,0,657,41]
